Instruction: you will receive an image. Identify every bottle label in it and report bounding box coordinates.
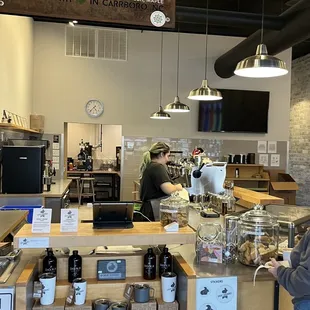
[44,266,56,274]
[70,266,81,277]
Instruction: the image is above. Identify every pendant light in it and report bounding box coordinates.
[164,30,190,113]
[188,0,222,101]
[150,32,171,120]
[234,0,288,78]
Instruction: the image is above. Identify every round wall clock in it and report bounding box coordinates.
[85,99,104,118]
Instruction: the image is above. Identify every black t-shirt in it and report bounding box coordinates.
[140,162,171,202]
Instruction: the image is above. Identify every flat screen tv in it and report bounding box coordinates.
[198,89,270,133]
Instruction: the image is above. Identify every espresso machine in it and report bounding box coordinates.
[77,140,93,171]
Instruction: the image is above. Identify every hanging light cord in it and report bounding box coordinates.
[159,32,164,108]
[176,28,180,96]
[260,0,265,44]
[204,0,209,80]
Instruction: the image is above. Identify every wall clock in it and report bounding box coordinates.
[85,99,104,118]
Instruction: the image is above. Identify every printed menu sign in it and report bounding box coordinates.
[0,0,176,28]
[61,209,79,232]
[32,209,52,233]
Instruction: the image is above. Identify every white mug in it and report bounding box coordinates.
[282,248,293,267]
[39,273,56,306]
[73,278,87,305]
[161,272,177,303]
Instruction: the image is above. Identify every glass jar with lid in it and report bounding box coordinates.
[237,205,279,266]
[160,194,189,227]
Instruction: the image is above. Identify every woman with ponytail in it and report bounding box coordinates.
[139,142,183,221]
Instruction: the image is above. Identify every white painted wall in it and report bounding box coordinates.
[0,15,34,120]
[33,22,292,141]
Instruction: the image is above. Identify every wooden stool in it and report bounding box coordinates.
[80,177,96,204]
[68,177,81,206]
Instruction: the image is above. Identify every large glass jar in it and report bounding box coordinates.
[160,194,189,227]
[238,205,279,266]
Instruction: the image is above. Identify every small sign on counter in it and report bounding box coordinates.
[0,287,13,310]
[61,209,79,232]
[18,237,49,249]
[32,209,52,233]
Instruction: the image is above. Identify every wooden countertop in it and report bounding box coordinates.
[0,179,72,198]
[234,186,284,207]
[0,211,28,241]
[173,244,274,283]
[14,222,196,248]
[67,170,121,177]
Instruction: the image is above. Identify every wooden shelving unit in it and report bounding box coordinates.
[0,123,40,134]
[226,164,270,193]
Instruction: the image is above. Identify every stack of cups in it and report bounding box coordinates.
[93,299,110,310]
[161,272,177,302]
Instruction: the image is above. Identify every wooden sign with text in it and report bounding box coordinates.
[0,0,175,28]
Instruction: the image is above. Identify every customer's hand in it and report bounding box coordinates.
[268,258,282,278]
[175,184,183,191]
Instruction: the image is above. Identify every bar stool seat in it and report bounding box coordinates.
[67,176,81,206]
[80,177,96,204]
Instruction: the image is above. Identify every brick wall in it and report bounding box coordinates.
[290,54,310,205]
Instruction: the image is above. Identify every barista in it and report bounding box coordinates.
[139,142,182,221]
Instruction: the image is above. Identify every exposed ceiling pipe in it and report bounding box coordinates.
[176,6,283,30]
[214,0,310,78]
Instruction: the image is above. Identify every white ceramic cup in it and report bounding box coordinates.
[161,272,177,303]
[39,273,56,306]
[73,278,87,305]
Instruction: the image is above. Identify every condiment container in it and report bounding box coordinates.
[238,205,279,266]
[160,194,189,227]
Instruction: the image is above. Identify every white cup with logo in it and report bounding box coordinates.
[161,272,177,303]
[73,278,87,305]
[39,273,56,306]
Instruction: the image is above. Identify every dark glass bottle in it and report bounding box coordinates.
[159,247,172,276]
[43,248,57,275]
[68,250,82,283]
[143,248,156,280]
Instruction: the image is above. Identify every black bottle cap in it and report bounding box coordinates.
[147,248,153,254]
[73,250,78,255]
[163,247,169,253]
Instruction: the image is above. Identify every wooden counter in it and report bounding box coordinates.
[14,222,196,248]
[0,210,28,241]
[234,186,284,208]
[0,179,72,198]
[67,170,121,177]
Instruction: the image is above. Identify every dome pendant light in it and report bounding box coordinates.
[234,0,288,78]
[164,30,190,113]
[188,0,222,101]
[150,32,171,120]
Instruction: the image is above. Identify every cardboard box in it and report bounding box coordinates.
[30,114,45,133]
[65,300,92,310]
[33,298,65,310]
[267,169,299,204]
[130,299,157,310]
[157,298,179,310]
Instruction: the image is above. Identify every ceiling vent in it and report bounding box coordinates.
[65,26,127,61]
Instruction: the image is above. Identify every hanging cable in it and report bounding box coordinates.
[176,27,180,96]
[204,0,209,80]
[260,0,265,44]
[159,32,164,108]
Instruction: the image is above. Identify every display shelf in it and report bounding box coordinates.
[0,123,40,134]
[14,222,195,249]
[227,164,263,167]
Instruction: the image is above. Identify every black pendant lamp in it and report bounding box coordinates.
[234,0,288,78]
[164,30,190,113]
[150,32,171,120]
[188,0,222,101]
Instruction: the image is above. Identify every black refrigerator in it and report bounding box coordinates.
[2,146,45,194]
